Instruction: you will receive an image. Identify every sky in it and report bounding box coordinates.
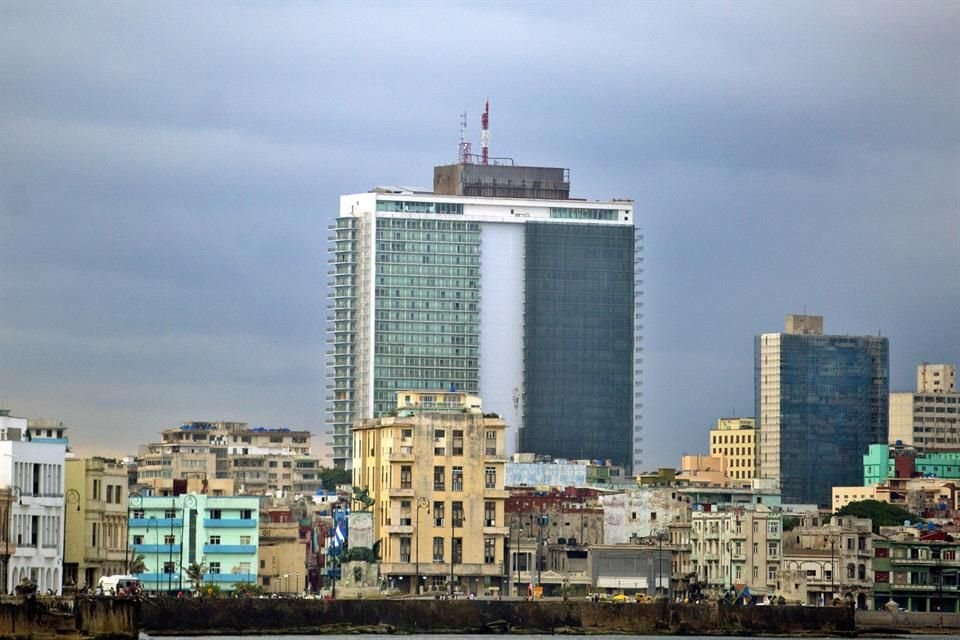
[1,1,958,468]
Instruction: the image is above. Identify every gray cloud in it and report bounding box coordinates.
[1,0,957,466]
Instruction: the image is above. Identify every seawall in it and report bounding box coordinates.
[140,599,855,635]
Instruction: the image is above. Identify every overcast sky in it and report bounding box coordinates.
[1,1,958,467]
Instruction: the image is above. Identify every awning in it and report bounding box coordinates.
[598,577,648,589]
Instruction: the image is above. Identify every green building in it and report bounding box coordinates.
[872,532,960,612]
[863,443,960,486]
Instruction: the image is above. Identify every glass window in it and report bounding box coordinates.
[485,466,497,489]
[432,537,444,563]
[209,562,221,574]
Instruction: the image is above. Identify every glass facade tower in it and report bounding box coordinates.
[328,171,641,471]
[755,315,889,506]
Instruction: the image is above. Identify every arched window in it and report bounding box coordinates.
[858,564,866,580]
[847,563,855,579]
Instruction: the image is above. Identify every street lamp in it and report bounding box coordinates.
[414,497,429,595]
[509,513,524,598]
[179,495,197,592]
[534,512,548,592]
[63,488,80,590]
[651,528,670,598]
[126,492,142,574]
[825,533,837,604]
[146,516,158,596]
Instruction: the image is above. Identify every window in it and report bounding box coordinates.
[767,543,778,558]
[164,509,176,519]
[209,535,221,545]
[484,501,496,527]
[238,562,251,574]
[209,562,221,574]
[485,466,496,489]
[767,566,777,581]
[106,485,114,503]
[452,430,464,456]
[400,465,412,489]
[768,521,779,535]
[133,509,144,519]
[133,535,143,545]
[433,501,444,527]
[400,537,411,563]
[164,534,175,545]
[93,479,101,500]
[452,501,464,528]
[452,537,463,564]
[452,467,463,491]
[241,509,252,519]
[240,535,251,545]
[485,431,497,455]
[432,537,444,563]
[433,466,445,491]
[163,561,175,574]
[209,509,222,520]
[484,537,496,564]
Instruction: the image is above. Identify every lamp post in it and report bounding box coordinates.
[146,516,158,596]
[126,492,141,574]
[509,513,523,598]
[414,497,429,596]
[534,512,548,592]
[652,528,670,598]
[179,495,197,593]
[825,533,837,604]
[63,488,80,590]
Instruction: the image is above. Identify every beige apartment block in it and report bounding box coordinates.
[690,506,782,598]
[352,391,508,596]
[709,418,756,483]
[258,519,306,594]
[890,364,960,451]
[64,458,129,589]
[678,454,727,485]
[135,421,323,496]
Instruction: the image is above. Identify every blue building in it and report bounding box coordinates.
[128,494,259,594]
[755,314,888,506]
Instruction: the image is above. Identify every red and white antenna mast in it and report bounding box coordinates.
[480,99,490,165]
[458,111,472,164]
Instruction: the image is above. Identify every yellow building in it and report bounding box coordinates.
[709,418,756,482]
[352,391,508,596]
[64,458,129,589]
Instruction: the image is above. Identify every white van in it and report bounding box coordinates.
[97,575,141,595]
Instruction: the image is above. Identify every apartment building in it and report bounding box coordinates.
[872,526,959,612]
[689,506,783,598]
[352,390,508,595]
[64,458,128,589]
[709,418,756,483]
[890,364,960,451]
[129,494,259,594]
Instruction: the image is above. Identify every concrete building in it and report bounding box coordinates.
[890,364,960,451]
[329,159,642,471]
[0,410,67,594]
[871,526,959,612]
[756,314,889,506]
[600,487,691,545]
[129,494,259,594]
[709,418,756,483]
[689,506,782,598]
[64,458,128,589]
[136,421,322,496]
[677,454,727,486]
[780,515,874,608]
[351,390,508,596]
[505,487,605,597]
[257,515,306,595]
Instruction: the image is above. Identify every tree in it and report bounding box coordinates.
[835,500,918,533]
[319,467,352,492]
[233,582,264,598]
[129,554,146,575]
[185,562,206,596]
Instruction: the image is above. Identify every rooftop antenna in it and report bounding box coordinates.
[458,110,472,164]
[481,99,490,165]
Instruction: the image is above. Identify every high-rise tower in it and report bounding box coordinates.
[755,314,889,506]
[328,160,642,470]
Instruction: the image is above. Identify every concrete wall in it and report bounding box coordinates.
[140,599,853,635]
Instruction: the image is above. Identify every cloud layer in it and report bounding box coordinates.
[1,1,958,465]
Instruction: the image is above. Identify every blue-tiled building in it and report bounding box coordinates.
[128,494,259,593]
[755,315,889,506]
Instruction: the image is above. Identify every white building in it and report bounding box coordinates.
[889,363,960,451]
[329,159,642,472]
[689,505,782,598]
[601,487,691,544]
[0,410,67,594]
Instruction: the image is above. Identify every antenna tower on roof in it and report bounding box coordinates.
[458,111,472,164]
[481,99,490,165]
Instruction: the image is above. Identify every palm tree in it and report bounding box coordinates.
[185,562,206,596]
[129,554,146,575]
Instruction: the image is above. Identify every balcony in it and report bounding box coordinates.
[202,544,257,554]
[132,543,181,554]
[129,518,183,528]
[203,518,256,529]
[384,524,414,535]
[387,487,415,499]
